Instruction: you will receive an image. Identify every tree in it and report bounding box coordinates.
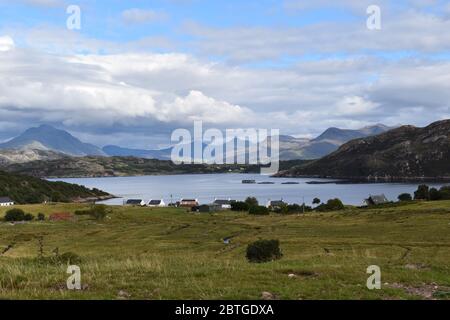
[245,197,259,207]
[414,185,430,200]
[398,193,412,202]
[312,198,321,205]
[439,186,450,200]
[429,188,442,201]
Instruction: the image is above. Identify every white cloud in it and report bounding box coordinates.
[122,9,168,25]
[0,36,14,51]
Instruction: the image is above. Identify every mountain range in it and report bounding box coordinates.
[0,123,393,164]
[277,120,450,180]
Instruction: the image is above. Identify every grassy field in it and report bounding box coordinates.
[0,201,449,300]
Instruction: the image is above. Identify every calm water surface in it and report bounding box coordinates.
[50,174,446,206]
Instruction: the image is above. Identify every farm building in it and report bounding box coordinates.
[267,200,287,209]
[180,199,199,208]
[213,199,236,209]
[125,199,146,206]
[364,194,389,206]
[148,199,166,207]
[0,197,14,207]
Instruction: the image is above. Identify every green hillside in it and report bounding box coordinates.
[0,170,110,204]
[0,201,449,299]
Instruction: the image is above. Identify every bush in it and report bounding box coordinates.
[316,198,345,212]
[414,185,429,200]
[37,213,46,221]
[249,205,270,215]
[58,252,82,265]
[312,198,321,205]
[398,193,412,202]
[245,197,259,207]
[4,209,26,222]
[24,213,34,221]
[74,205,110,220]
[246,240,282,263]
[273,203,312,215]
[231,201,250,211]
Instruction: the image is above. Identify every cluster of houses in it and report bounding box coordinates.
[124,197,236,212]
[123,193,391,212]
[123,197,298,213]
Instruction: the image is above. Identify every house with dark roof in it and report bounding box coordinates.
[364,194,389,206]
[148,199,166,207]
[213,199,236,209]
[125,199,146,206]
[0,197,14,207]
[267,200,287,209]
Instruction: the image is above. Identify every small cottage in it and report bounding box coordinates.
[267,200,286,209]
[179,199,199,208]
[213,199,236,209]
[125,199,146,206]
[148,199,166,207]
[0,197,14,207]
[364,194,389,206]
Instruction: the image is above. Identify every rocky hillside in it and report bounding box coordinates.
[0,170,111,204]
[0,148,64,165]
[277,120,450,180]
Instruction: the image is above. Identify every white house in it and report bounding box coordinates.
[125,199,146,206]
[0,197,14,207]
[213,199,236,209]
[148,199,166,207]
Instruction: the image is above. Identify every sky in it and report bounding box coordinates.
[0,0,450,148]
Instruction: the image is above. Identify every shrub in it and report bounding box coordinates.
[24,213,34,221]
[273,203,312,214]
[246,240,282,263]
[249,205,270,215]
[58,252,82,264]
[312,198,321,205]
[316,198,345,212]
[37,213,46,221]
[398,193,412,202]
[4,208,26,222]
[231,201,250,211]
[75,205,110,220]
[89,205,109,220]
[245,197,259,207]
[414,185,429,200]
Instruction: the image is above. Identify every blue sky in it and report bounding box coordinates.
[0,0,449,148]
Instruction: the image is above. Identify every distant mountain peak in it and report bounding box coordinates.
[0,125,105,157]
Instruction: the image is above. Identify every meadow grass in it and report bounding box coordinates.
[0,201,449,300]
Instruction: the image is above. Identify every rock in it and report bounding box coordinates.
[118,290,131,299]
[288,273,297,278]
[261,291,275,300]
